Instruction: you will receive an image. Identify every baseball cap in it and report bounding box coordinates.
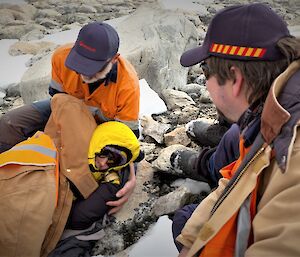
[180,3,291,67]
[65,22,119,76]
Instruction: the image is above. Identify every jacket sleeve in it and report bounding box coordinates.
[176,178,229,248]
[245,133,300,257]
[194,124,240,188]
[44,94,99,199]
[114,61,140,132]
[115,85,140,130]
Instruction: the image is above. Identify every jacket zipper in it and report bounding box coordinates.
[211,146,266,215]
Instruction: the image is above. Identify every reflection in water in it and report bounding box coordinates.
[129,215,178,257]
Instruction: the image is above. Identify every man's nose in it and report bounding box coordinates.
[96,156,108,169]
[98,159,106,166]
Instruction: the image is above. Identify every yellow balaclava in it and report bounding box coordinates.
[88,121,140,176]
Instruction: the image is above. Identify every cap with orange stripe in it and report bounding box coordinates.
[180,3,291,66]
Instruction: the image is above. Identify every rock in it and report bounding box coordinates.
[114,160,154,222]
[171,178,210,195]
[30,1,51,9]
[9,41,57,56]
[58,13,92,25]
[25,46,58,67]
[102,0,129,6]
[0,23,46,40]
[77,4,98,13]
[185,13,202,27]
[181,83,204,95]
[92,226,125,256]
[56,3,81,15]
[152,186,193,216]
[92,3,104,13]
[20,29,45,41]
[118,9,132,16]
[140,142,158,162]
[8,3,37,20]
[37,18,60,29]
[7,20,27,26]
[195,74,207,86]
[161,89,195,110]
[152,179,210,216]
[140,116,171,144]
[199,89,212,103]
[289,25,300,37]
[0,91,5,106]
[112,6,198,95]
[151,144,188,173]
[35,9,62,19]
[164,126,191,147]
[0,10,15,25]
[0,3,37,21]
[6,83,21,97]
[177,105,200,124]
[0,96,24,115]
[20,53,52,103]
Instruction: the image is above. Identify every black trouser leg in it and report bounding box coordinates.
[0,99,51,153]
[67,183,120,230]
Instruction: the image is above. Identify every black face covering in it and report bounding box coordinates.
[93,145,131,171]
[88,78,106,94]
[96,149,120,167]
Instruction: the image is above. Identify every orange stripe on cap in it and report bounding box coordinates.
[218,44,224,52]
[211,43,219,52]
[237,47,245,56]
[210,43,266,58]
[222,45,230,54]
[245,47,254,56]
[229,46,237,55]
[216,44,223,53]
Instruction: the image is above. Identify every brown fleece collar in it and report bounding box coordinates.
[261,61,300,144]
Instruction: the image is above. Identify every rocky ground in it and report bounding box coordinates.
[0,0,300,256]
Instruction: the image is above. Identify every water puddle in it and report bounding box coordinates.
[129,215,178,257]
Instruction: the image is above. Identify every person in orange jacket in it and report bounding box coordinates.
[175,3,300,257]
[0,21,140,215]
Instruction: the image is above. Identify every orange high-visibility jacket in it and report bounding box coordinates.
[0,131,59,199]
[49,44,140,131]
[0,132,59,257]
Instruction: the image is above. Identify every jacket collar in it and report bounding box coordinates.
[104,62,118,86]
[260,62,300,144]
[261,60,300,171]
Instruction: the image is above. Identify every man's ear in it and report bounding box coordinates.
[111,53,120,63]
[230,66,244,97]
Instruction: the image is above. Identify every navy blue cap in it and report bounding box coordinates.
[65,22,119,76]
[180,3,291,67]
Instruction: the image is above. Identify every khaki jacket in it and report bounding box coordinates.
[41,94,99,257]
[178,61,300,257]
[0,163,57,257]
